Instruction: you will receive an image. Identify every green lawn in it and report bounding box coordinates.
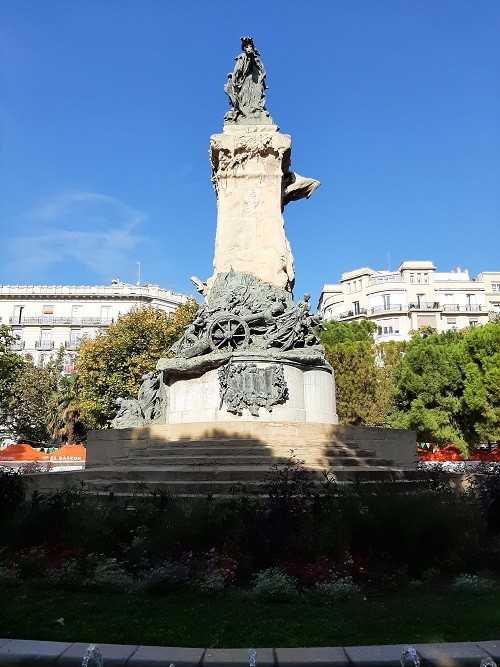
[1,586,499,647]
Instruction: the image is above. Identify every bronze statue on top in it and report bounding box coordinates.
[224,37,273,125]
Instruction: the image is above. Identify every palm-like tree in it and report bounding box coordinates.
[51,372,82,445]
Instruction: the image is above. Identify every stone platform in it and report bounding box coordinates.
[23,423,418,498]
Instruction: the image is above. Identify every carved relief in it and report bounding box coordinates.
[219,362,288,416]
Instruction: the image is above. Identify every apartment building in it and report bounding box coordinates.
[318,261,500,342]
[0,280,189,370]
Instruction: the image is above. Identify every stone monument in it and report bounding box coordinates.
[113,37,337,427]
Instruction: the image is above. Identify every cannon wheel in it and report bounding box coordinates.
[208,314,250,351]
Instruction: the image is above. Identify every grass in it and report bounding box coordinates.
[1,585,499,647]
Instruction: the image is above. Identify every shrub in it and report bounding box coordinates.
[264,453,315,516]
[193,569,226,592]
[45,559,84,590]
[450,574,494,595]
[0,566,19,587]
[140,560,189,595]
[314,576,361,602]
[252,568,299,602]
[87,554,137,594]
[0,468,25,518]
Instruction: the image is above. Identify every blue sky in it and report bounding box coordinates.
[1,1,499,305]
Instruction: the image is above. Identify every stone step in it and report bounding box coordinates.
[141,444,380,457]
[80,467,421,497]
[83,479,268,496]
[141,439,369,451]
[112,454,391,468]
[82,464,418,485]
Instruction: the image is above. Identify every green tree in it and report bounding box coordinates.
[389,324,500,455]
[319,320,395,426]
[48,372,85,444]
[77,300,199,429]
[460,323,500,444]
[0,326,24,432]
[5,352,63,443]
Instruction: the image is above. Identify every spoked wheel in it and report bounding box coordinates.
[208,314,250,351]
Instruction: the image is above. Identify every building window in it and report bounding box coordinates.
[12,305,24,323]
[69,329,81,345]
[40,329,52,342]
[101,305,112,319]
[423,273,429,284]
[492,283,500,293]
[382,294,391,310]
[409,273,414,284]
[446,318,457,325]
[72,305,84,320]
[469,320,478,327]
[37,353,51,369]
[353,301,360,315]
[42,305,54,315]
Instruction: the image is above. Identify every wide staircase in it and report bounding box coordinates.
[24,424,420,498]
[57,437,417,499]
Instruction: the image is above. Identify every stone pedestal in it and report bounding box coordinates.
[207,126,294,294]
[166,355,337,425]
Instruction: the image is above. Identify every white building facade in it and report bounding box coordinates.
[319,261,500,342]
[0,281,189,370]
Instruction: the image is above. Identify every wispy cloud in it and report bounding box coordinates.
[2,191,149,283]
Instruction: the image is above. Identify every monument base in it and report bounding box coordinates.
[167,355,338,425]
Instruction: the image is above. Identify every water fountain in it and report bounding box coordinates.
[81,645,103,667]
[400,645,420,667]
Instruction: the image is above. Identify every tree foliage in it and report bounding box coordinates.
[389,323,500,454]
[4,351,63,443]
[77,301,199,429]
[0,326,24,429]
[49,372,85,444]
[319,320,401,426]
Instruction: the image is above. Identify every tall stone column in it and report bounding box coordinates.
[207,125,294,295]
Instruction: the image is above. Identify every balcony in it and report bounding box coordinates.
[465,304,483,312]
[9,316,114,326]
[339,308,368,320]
[65,340,81,350]
[368,275,403,286]
[10,340,25,351]
[408,302,441,310]
[442,304,460,312]
[370,304,404,314]
[35,340,55,350]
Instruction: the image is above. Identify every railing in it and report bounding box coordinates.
[370,304,404,314]
[408,302,440,310]
[10,340,25,350]
[35,340,55,350]
[368,275,403,286]
[339,308,368,319]
[442,304,460,311]
[65,340,81,350]
[9,316,114,326]
[465,304,483,311]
